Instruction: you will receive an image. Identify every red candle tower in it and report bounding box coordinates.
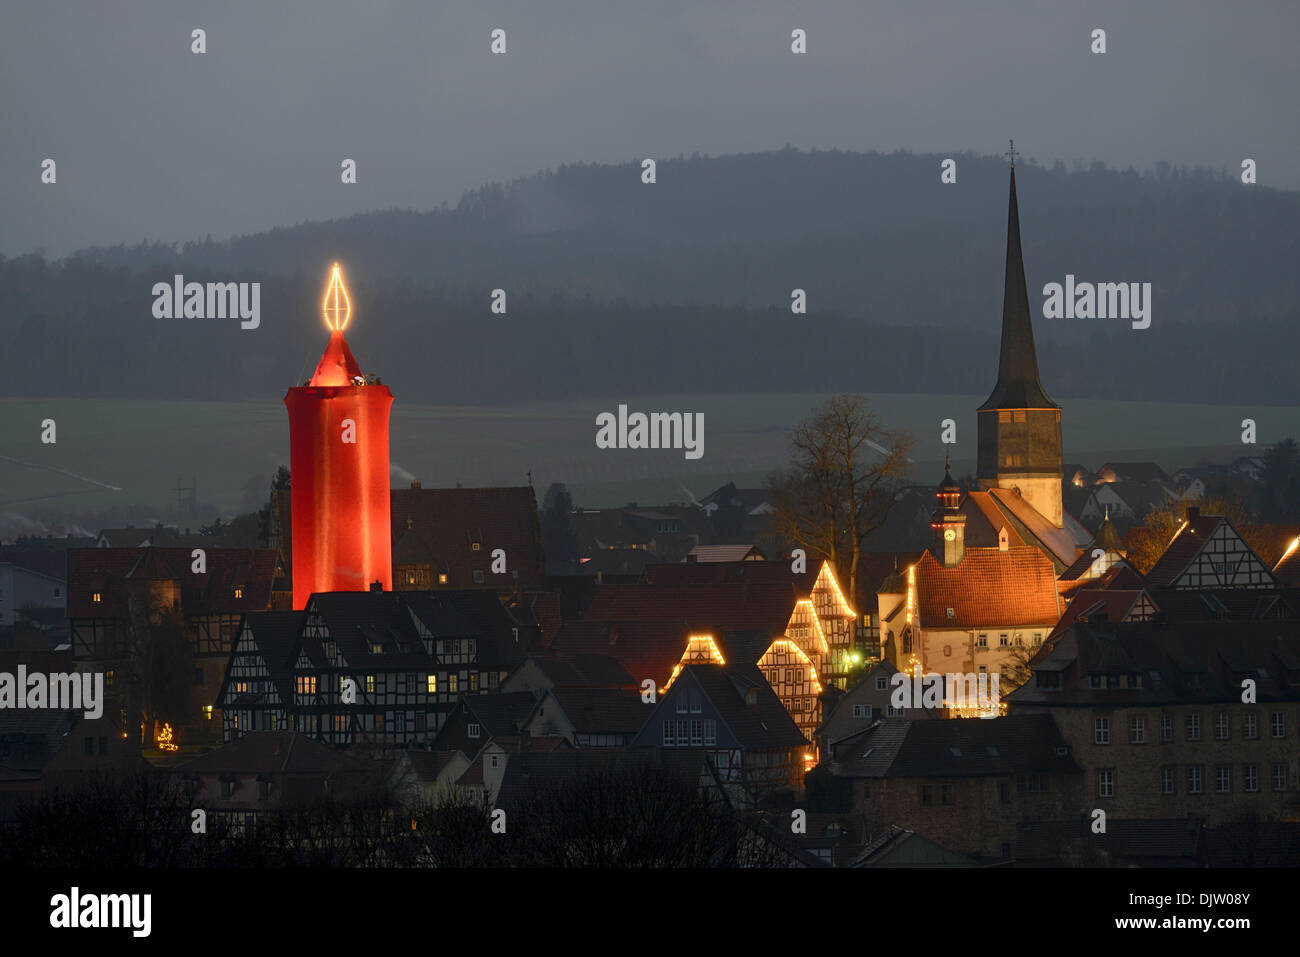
[285,263,394,609]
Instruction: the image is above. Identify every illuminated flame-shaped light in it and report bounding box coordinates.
[322,262,352,331]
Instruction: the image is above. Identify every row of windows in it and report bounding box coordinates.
[1096,764,1290,797]
[851,704,905,719]
[292,671,506,697]
[662,719,718,747]
[1094,712,1287,745]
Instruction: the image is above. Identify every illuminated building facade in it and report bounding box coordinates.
[285,264,394,609]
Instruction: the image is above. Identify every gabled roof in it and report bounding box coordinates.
[220,610,306,704]
[1145,513,1275,589]
[463,692,538,738]
[913,547,1060,629]
[986,488,1084,568]
[679,663,808,750]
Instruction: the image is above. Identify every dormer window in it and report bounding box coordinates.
[92,592,102,604]
[233,587,243,599]
[369,641,383,655]
[471,541,481,551]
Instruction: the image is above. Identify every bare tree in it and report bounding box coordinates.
[767,394,913,605]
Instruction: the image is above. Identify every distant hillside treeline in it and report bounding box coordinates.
[2,148,1298,404]
[0,256,1296,406]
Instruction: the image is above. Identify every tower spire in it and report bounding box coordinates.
[978,159,1057,411]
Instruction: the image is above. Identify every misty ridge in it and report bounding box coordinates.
[2,147,1298,406]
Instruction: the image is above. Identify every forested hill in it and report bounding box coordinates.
[2,148,1298,405]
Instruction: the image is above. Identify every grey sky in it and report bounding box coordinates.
[2,0,1296,258]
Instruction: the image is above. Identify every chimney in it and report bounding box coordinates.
[1186,506,1200,521]
[369,580,383,593]
[410,481,421,489]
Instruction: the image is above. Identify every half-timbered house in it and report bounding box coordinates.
[218,589,538,747]
[630,662,809,806]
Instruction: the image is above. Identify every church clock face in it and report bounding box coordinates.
[944,529,956,541]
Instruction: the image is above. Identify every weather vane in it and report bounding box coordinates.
[1005,139,1019,168]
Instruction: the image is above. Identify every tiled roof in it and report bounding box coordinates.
[464,692,537,738]
[1098,462,1171,484]
[388,486,545,589]
[67,547,277,619]
[913,547,1060,629]
[685,545,765,562]
[583,582,801,635]
[403,749,459,782]
[1009,618,1300,706]
[177,731,343,775]
[512,653,636,689]
[987,488,1084,568]
[0,548,67,580]
[1144,513,1224,586]
[684,663,808,749]
[642,559,815,591]
[833,714,1077,779]
[542,688,651,735]
[548,620,693,688]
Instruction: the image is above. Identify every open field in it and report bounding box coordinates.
[1,392,1294,528]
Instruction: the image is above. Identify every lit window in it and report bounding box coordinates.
[296,675,317,695]
[438,573,448,584]
[448,674,458,694]
[365,675,375,694]
[92,592,102,604]
[426,674,437,694]
[203,705,213,720]
[233,587,243,599]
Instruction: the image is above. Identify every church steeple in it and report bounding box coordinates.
[978,159,1057,412]
[976,145,1065,528]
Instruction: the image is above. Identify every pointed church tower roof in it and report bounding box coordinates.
[978,164,1058,412]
